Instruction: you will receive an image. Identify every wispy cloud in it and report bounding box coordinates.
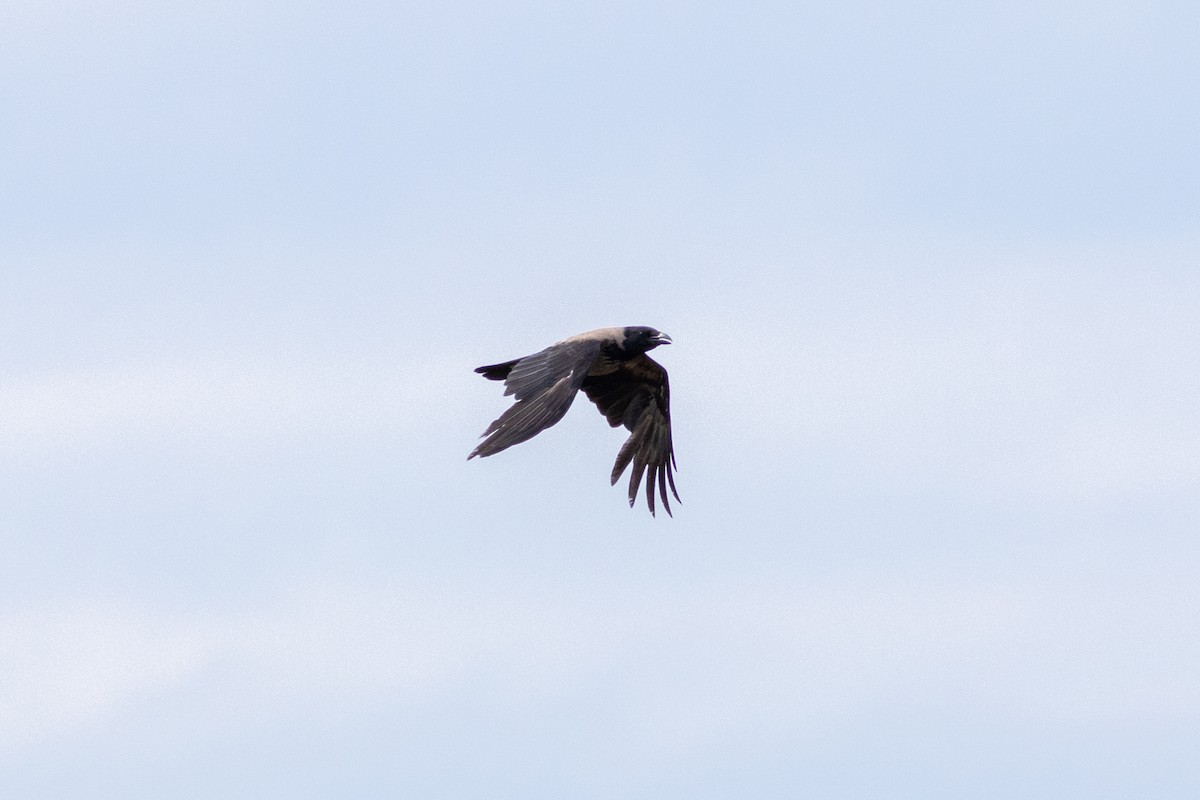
[0,353,468,459]
[4,569,1195,757]
[680,249,1200,503]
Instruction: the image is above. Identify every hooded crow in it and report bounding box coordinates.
[469,326,680,516]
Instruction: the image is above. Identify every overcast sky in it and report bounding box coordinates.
[2,1,1199,797]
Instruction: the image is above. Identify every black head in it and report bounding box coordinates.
[622,326,672,355]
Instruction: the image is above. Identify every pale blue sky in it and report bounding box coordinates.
[2,2,1199,797]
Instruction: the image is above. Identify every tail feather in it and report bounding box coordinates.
[475,359,519,381]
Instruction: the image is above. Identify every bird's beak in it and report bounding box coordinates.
[653,332,672,345]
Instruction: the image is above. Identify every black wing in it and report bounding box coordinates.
[469,339,602,459]
[581,354,679,517]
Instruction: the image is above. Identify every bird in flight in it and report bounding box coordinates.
[469,326,680,516]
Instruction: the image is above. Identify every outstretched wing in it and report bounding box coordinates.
[580,354,679,517]
[469,339,602,459]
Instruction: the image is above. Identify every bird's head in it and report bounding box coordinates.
[622,326,672,354]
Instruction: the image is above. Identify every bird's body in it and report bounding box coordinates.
[470,326,679,516]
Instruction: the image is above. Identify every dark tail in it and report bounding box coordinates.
[475,359,519,381]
